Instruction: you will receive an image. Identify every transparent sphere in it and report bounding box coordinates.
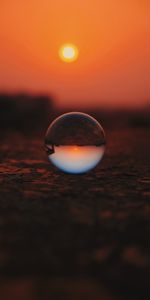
[45,112,106,174]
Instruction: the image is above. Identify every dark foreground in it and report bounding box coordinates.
[0,128,149,300]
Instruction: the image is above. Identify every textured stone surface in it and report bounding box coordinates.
[0,128,149,299]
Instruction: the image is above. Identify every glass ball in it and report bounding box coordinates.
[45,112,106,174]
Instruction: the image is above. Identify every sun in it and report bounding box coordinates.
[59,43,79,63]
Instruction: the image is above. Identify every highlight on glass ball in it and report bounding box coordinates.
[45,112,106,174]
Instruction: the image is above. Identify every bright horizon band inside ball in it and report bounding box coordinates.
[45,112,106,174]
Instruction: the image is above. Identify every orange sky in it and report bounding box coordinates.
[0,0,150,108]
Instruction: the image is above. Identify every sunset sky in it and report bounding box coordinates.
[0,0,150,108]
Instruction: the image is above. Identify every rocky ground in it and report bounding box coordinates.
[0,128,149,300]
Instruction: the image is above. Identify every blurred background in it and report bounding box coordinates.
[0,0,150,133]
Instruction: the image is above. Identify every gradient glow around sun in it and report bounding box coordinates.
[59,44,79,63]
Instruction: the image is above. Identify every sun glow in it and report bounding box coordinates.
[59,44,79,63]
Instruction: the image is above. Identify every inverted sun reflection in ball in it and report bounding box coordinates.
[45,112,106,174]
